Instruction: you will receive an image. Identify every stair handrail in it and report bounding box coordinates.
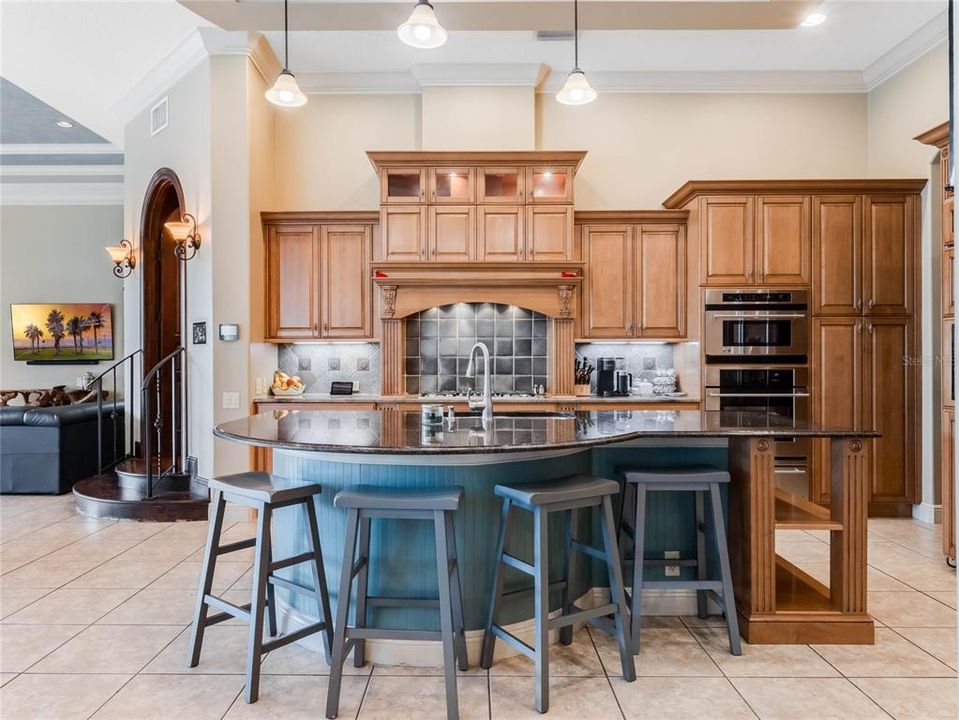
[93,348,143,475]
[140,346,187,499]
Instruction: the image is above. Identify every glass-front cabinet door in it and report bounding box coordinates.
[429,167,474,204]
[380,167,426,204]
[478,167,525,204]
[527,166,574,204]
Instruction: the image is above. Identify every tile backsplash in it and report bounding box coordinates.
[405,303,549,395]
[277,343,381,394]
[575,343,675,392]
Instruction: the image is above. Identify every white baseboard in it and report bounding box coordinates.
[275,586,712,667]
[912,502,942,525]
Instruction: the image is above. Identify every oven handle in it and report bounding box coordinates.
[708,312,808,319]
[706,392,811,398]
[774,467,807,475]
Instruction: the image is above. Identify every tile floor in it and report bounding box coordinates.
[0,493,956,719]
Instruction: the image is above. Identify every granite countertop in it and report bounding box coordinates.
[254,393,700,404]
[215,409,877,455]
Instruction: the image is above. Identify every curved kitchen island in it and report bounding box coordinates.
[214,408,878,661]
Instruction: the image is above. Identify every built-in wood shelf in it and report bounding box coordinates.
[774,555,833,613]
[774,487,843,531]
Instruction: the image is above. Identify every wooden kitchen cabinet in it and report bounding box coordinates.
[266,225,319,339]
[756,195,810,285]
[636,224,686,338]
[527,167,574,204]
[943,407,956,562]
[478,167,525,203]
[429,206,475,261]
[429,167,474,204]
[944,245,954,318]
[381,206,427,261]
[319,225,372,338]
[527,206,574,261]
[812,195,862,316]
[478,205,526,261]
[701,196,754,285]
[381,167,426,204]
[862,195,916,316]
[582,225,633,338]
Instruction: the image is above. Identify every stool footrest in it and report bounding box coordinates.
[262,621,329,653]
[205,595,252,624]
[349,627,442,642]
[501,579,566,600]
[569,539,607,562]
[501,552,534,576]
[350,556,368,579]
[268,574,318,597]
[626,557,699,568]
[269,551,314,573]
[366,596,440,609]
[217,538,256,555]
[491,624,534,660]
[550,603,617,630]
[641,580,723,592]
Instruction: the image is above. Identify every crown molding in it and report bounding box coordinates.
[863,11,948,91]
[1,182,123,206]
[411,63,550,88]
[0,165,124,178]
[538,69,867,94]
[297,72,421,95]
[0,143,122,156]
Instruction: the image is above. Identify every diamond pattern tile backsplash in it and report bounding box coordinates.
[575,343,675,393]
[277,343,381,394]
[405,303,549,395]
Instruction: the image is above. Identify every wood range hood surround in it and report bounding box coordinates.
[373,262,584,397]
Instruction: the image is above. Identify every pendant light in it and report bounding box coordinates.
[266,0,307,108]
[556,0,597,105]
[398,0,448,49]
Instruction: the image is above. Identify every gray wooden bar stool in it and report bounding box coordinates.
[617,465,741,656]
[325,485,467,720]
[188,472,334,704]
[481,475,636,714]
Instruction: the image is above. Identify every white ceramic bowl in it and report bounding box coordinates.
[270,385,305,396]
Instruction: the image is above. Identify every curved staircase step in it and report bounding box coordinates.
[73,475,209,521]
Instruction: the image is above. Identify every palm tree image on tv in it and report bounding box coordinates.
[11,303,114,361]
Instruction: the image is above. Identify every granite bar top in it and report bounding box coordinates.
[215,409,877,455]
[253,393,700,404]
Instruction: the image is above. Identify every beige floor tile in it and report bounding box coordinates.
[0,624,84,672]
[261,641,370,676]
[0,673,131,720]
[90,673,244,720]
[28,624,182,674]
[371,661,488,677]
[359,674,489,719]
[3,588,135,625]
[892,627,957,669]
[926,590,957,609]
[0,673,16,687]
[97,587,199,625]
[143,625,252,674]
[799,563,913,592]
[592,626,721,678]
[224,674,368,720]
[774,541,830,565]
[64,555,180,589]
[851,677,959,720]
[868,558,956,592]
[867,591,956,627]
[93,520,172,541]
[692,627,839,677]
[490,675,623,719]
[731,677,887,719]
[0,587,51,619]
[490,628,605,676]
[612,676,756,719]
[811,628,955,677]
[148,560,251,592]
[0,555,105,589]
[45,535,142,563]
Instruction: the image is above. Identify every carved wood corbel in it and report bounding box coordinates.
[381,285,398,319]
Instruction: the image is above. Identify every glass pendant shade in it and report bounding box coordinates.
[556,69,597,106]
[266,70,307,108]
[105,245,129,264]
[163,221,193,242]
[398,1,448,49]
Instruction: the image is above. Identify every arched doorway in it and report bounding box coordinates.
[139,168,185,461]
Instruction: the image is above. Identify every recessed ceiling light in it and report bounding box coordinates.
[56,120,73,128]
[801,12,827,27]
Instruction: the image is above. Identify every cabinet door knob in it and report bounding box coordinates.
[312,323,318,334]
[855,298,863,311]
[867,322,874,335]
[856,321,862,334]
[867,298,875,310]
[323,323,328,333]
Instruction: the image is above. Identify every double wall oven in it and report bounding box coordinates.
[704,289,811,497]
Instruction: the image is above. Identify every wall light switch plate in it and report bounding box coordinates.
[222,392,240,410]
[254,378,264,395]
[664,550,681,577]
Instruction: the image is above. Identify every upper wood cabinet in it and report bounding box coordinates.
[580,219,687,340]
[756,195,810,285]
[527,167,574,204]
[429,205,475,262]
[429,167,474,204]
[478,167,525,204]
[266,226,319,338]
[701,196,755,285]
[812,195,862,315]
[381,206,427,262]
[264,214,377,341]
[319,225,373,338]
[527,206,574,261]
[862,195,916,316]
[380,167,426,204]
[478,206,525,261]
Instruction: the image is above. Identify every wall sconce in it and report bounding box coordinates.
[105,239,136,278]
[165,213,201,261]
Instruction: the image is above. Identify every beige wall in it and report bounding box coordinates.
[422,86,535,150]
[867,43,949,177]
[0,204,124,389]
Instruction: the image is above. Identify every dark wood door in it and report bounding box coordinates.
[319,225,372,338]
[266,226,318,339]
[636,224,686,338]
[581,225,633,338]
[756,195,810,285]
[701,196,754,285]
[812,195,862,316]
[862,195,915,316]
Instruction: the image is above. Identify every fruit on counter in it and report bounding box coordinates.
[272,371,304,391]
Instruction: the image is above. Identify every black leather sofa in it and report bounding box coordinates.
[0,403,124,494]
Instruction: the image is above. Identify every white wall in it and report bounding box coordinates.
[0,204,124,389]
[422,86,535,150]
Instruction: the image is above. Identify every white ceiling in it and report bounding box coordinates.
[0,0,948,150]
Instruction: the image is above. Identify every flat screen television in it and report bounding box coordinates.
[10,303,114,362]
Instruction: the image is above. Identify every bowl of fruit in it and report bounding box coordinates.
[270,371,305,396]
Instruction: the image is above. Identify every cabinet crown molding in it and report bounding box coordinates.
[262,211,379,224]
[575,210,688,224]
[663,179,928,209]
[914,121,950,149]
[367,150,587,171]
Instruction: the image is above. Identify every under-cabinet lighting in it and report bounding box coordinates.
[801,12,826,27]
[56,120,73,128]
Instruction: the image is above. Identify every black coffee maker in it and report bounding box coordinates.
[597,357,631,397]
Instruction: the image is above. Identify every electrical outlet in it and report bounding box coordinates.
[664,550,681,577]
[352,381,360,393]
[222,392,240,410]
